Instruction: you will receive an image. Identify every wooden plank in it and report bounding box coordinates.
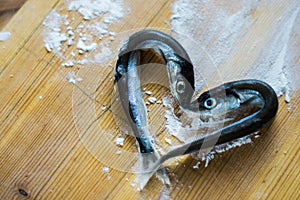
[0,0,60,73]
[0,10,17,30]
[0,0,299,199]
[0,0,27,12]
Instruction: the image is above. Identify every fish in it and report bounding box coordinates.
[114,30,196,188]
[144,79,278,173]
[114,30,197,153]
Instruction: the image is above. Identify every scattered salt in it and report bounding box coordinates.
[78,49,84,55]
[76,38,97,52]
[170,0,299,105]
[193,161,201,169]
[76,77,83,82]
[39,96,43,100]
[67,0,125,21]
[67,38,74,46]
[102,167,110,173]
[109,32,115,36]
[165,138,172,145]
[43,10,68,55]
[61,60,74,67]
[0,32,11,41]
[158,186,172,200]
[115,137,125,146]
[43,0,127,67]
[66,71,82,84]
[116,150,122,155]
[147,97,157,104]
[192,134,254,166]
[145,91,153,95]
[130,183,136,187]
[163,97,184,142]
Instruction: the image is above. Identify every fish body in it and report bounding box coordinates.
[114,30,195,153]
[114,30,196,189]
[148,79,278,172]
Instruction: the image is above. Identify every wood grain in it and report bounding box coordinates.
[0,0,299,199]
[0,0,27,12]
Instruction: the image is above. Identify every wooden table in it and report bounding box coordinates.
[0,0,299,199]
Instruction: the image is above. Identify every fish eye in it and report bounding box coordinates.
[204,97,217,109]
[176,80,186,94]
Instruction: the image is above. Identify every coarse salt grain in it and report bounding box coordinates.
[0,32,11,41]
[115,137,125,146]
[116,150,122,155]
[145,91,152,95]
[165,138,172,145]
[102,167,110,173]
[147,97,157,104]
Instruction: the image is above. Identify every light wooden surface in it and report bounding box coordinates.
[0,0,299,199]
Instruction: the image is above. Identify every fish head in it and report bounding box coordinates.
[166,54,195,109]
[189,82,265,122]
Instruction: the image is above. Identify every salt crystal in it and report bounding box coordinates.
[67,38,74,46]
[165,138,172,145]
[115,137,125,146]
[76,77,83,82]
[43,11,67,54]
[67,30,74,36]
[39,96,43,100]
[109,32,115,36]
[76,38,97,52]
[147,97,157,104]
[130,183,136,187]
[61,60,74,67]
[66,71,82,84]
[285,93,291,103]
[193,161,201,169]
[116,150,122,155]
[78,49,84,54]
[0,32,11,41]
[145,91,152,95]
[102,167,110,173]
